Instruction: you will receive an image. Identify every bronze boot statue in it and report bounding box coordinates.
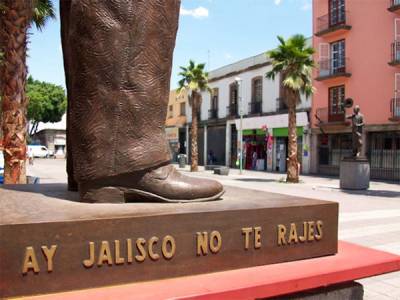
[60,0,224,203]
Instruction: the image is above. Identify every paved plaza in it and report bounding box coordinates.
[27,159,400,300]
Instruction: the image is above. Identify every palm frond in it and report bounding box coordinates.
[32,0,56,31]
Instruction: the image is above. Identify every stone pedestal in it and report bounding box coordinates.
[0,184,338,298]
[340,158,370,190]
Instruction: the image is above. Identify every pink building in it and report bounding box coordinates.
[311,0,400,181]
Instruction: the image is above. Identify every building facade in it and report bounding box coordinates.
[165,89,189,162]
[187,50,312,173]
[311,0,400,181]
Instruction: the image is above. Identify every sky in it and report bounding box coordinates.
[27,0,312,90]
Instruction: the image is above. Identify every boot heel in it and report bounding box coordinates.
[80,187,126,203]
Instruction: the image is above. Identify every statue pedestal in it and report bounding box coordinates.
[340,158,370,190]
[0,184,338,298]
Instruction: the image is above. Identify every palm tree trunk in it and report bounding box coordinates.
[190,93,199,172]
[286,90,299,183]
[0,1,32,184]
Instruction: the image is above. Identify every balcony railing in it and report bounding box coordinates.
[315,11,351,36]
[248,101,262,114]
[316,58,351,80]
[390,41,400,65]
[391,98,400,119]
[315,107,345,125]
[389,0,400,12]
[208,108,218,119]
[226,105,238,118]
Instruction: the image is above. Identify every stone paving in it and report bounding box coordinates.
[27,159,400,300]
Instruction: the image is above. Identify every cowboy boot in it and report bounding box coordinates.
[60,0,224,203]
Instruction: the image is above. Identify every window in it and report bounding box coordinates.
[329,0,345,27]
[252,77,263,103]
[328,85,345,122]
[211,88,218,110]
[229,83,238,116]
[180,102,186,116]
[330,40,345,74]
[168,105,173,118]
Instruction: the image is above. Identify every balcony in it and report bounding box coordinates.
[208,108,218,120]
[388,0,400,13]
[226,105,238,118]
[315,58,351,81]
[389,41,400,66]
[248,101,262,115]
[390,98,400,121]
[315,11,351,37]
[315,107,348,129]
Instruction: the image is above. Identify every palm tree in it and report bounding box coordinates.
[178,60,210,172]
[0,0,55,184]
[266,35,315,183]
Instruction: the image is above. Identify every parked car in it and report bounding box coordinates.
[28,145,53,158]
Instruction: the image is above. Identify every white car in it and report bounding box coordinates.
[28,145,53,158]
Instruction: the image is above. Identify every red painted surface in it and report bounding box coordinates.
[26,242,400,300]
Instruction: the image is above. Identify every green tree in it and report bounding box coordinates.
[266,35,315,183]
[178,60,210,172]
[27,76,67,135]
[0,0,55,184]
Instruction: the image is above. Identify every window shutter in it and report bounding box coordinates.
[395,19,400,42]
[319,43,330,77]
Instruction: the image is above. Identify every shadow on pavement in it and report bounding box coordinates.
[331,187,400,198]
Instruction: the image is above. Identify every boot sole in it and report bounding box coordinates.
[81,187,225,204]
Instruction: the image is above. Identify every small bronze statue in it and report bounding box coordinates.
[60,0,224,203]
[346,105,364,158]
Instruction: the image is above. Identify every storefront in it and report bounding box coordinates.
[272,127,304,173]
[165,127,180,162]
[242,129,268,171]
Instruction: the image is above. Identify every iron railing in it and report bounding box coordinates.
[248,101,262,114]
[391,98,400,119]
[316,11,350,34]
[226,105,238,118]
[389,0,400,10]
[208,108,218,119]
[315,107,345,124]
[391,41,400,64]
[276,98,288,113]
[318,58,349,78]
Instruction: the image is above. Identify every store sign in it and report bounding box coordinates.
[165,127,179,141]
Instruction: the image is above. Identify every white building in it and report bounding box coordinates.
[186,48,312,174]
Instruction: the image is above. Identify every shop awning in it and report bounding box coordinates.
[234,112,308,132]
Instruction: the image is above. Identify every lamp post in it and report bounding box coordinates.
[235,77,243,175]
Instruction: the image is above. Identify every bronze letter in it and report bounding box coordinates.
[97,241,113,266]
[127,238,133,263]
[22,247,40,274]
[254,227,262,249]
[83,242,95,268]
[288,223,299,244]
[114,240,125,265]
[209,231,222,254]
[299,222,307,242]
[41,245,57,272]
[162,235,176,260]
[242,227,252,250]
[196,232,208,256]
[148,237,160,261]
[135,238,146,262]
[315,221,323,241]
[277,225,287,246]
[308,221,315,241]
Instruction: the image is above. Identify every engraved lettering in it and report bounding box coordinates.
[299,222,307,242]
[127,238,133,263]
[22,247,40,274]
[41,245,57,272]
[308,221,315,241]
